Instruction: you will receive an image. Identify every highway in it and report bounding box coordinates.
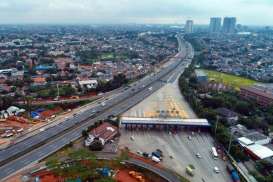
[0,36,193,181]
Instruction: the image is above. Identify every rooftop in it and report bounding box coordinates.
[120,117,210,127]
[241,86,273,100]
[91,122,118,141]
[195,69,207,77]
[238,137,254,146]
[246,144,273,159]
[245,131,269,142]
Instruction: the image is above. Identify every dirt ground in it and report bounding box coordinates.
[115,169,141,182]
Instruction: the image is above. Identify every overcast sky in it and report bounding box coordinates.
[0,0,272,25]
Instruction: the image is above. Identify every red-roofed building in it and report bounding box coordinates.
[240,86,273,107]
[85,122,118,146]
[32,76,47,85]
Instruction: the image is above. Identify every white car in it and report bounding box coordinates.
[214,167,220,173]
[196,153,202,158]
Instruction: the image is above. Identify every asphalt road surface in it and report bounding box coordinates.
[0,36,192,181]
[119,130,232,182]
[125,159,181,182]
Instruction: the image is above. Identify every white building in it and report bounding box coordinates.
[78,79,98,90]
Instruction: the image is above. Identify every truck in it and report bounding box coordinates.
[152,151,161,159]
[186,166,194,176]
[226,164,240,182]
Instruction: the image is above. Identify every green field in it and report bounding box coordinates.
[201,69,257,90]
[101,53,114,59]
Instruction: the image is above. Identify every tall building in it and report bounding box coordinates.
[185,20,194,34]
[209,17,222,33]
[222,17,236,33]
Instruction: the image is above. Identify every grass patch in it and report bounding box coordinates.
[201,69,257,90]
[101,53,114,59]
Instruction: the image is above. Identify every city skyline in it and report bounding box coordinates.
[0,0,272,26]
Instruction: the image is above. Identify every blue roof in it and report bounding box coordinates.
[35,65,56,71]
[101,167,111,177]
[31,112,40,118]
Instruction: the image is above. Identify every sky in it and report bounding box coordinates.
[0,0,272,25]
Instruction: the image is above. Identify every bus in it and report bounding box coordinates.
[211,147,218,159]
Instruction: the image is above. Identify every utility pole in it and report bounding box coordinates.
[214,115,219,136]
[57,83,60,99]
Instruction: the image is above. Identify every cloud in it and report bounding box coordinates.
[0,0,272,25]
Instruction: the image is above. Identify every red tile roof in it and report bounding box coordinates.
[91,122,118,141]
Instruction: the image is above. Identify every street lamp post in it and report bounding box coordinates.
[228,131,233,155]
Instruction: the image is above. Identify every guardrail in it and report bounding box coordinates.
[227,153,257,182]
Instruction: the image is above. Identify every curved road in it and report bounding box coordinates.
[126,159,181,182]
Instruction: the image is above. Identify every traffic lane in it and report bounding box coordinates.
[0,80,166,179]
[0,86,127,161]
[0,38,189,177]
[182,132,232,182]
[0,57,180,162]
[165,133,217,182]
[0,129,81,180]
[119,131,231,182]
[179,133,219,181]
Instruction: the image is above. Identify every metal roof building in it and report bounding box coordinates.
[245,144,273,160]
[120,117,210,127]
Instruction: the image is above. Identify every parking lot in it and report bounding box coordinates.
[119,129,232,182]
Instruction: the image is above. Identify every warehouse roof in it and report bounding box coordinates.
[238,137,254,146]
[246,144,273,159]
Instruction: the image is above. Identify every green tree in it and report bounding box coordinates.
[235,101,252,115]
[89,138,103,151]
[68,148,96,161]
[82,130,88,138]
